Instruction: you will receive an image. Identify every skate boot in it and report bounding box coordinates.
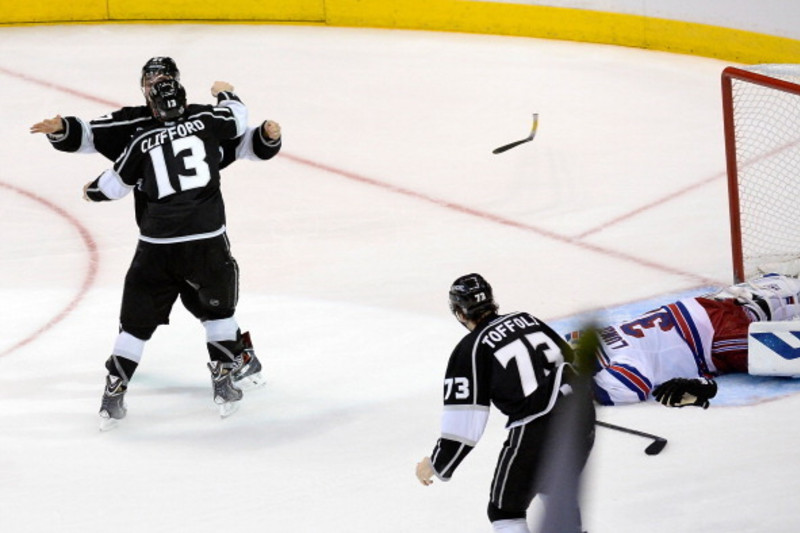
[208,360,243,418]
[99,375,127,431]
[231,331,265,390]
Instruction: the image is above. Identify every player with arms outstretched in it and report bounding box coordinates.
[416,274,595,533]
[30,57,280,390]
[30,57,282,172]
[83,79,250,428]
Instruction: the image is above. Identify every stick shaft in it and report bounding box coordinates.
[492,112,539,154]
[596,420,662,440]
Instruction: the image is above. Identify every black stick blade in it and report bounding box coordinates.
[492,138,532,154]
[645,438,668,456]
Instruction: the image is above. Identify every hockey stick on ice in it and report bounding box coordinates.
[596,420,668,456]
[492,113,539,154]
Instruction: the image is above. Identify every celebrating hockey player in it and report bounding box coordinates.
[415,274,595,533]
[590,273,800,408]
[30,57,281,425]
[79,78,253,428]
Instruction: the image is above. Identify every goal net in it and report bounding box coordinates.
[722,64,800,283]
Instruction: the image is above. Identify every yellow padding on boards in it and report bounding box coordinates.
[2,0,800,63]
[0,0,108,23]
[109,0,325,21]
[326,0,800,63]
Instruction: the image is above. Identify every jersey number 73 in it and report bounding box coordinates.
[494,332,563,396]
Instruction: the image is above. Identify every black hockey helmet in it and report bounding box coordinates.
[148,79,186,122]
[140,56,180,91]
[448,273,498,320]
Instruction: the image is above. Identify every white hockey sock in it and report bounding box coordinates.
[491,518,530,533]
[203,317,239,342]
[112,331,146,362]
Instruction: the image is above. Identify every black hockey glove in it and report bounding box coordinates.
[652,377,717,409]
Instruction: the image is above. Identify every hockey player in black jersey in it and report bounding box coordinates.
[81,79,254,428]
[415,274,595,533]
[30,57,279,393]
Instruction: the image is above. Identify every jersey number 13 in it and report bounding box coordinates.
[150,136,211,199]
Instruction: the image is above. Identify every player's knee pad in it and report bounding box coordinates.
[197,259,239,319]
[487,502,526,523]
[119,323,158,341]
[196,286,236,319]
[748,321,800,376]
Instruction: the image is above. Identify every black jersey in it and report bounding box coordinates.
[85,99,244,242]
[50,103,281,228]
[430,311,576,480]
[49,102,280,168]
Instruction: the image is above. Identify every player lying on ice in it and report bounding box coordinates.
[578,273,800,408]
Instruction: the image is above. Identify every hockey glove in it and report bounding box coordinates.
[652,377,717,409]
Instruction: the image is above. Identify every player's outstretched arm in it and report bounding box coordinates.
[222,120,282,165]
[30,114,97,154]
[30,115,65,135]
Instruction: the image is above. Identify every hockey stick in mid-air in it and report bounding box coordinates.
[492,113,539,154]
[596,420,668,456]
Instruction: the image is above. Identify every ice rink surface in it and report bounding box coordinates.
[1,23,799,533]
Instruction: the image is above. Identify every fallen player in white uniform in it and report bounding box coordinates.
[583,273,800,408]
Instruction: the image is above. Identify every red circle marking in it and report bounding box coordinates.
[0,181,99,357]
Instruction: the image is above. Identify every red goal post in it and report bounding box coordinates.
[722,65,800,283]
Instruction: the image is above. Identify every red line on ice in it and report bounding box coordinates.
[281,152,720,286]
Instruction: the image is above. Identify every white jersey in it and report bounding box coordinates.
[593,298,716,405]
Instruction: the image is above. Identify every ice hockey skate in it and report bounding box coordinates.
[99,375,128,431]
[231,331,265,391]
[208,360,243,418]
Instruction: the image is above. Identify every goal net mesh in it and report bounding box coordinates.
[725,64,800,281]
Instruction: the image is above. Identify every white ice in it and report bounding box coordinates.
[1,23,798,533]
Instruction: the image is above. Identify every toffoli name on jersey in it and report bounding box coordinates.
[480,314,540,348]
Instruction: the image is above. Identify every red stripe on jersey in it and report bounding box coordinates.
[666,303,699,356]
[608,364,650,395]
